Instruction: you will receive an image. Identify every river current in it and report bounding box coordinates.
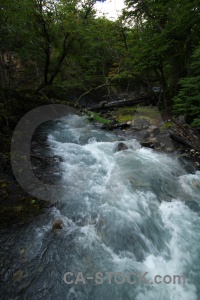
[1,114,200,300]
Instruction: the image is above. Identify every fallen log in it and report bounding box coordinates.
[89,97,152,112]
[169,130,195,149]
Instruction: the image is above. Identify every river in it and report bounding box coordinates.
[1,114,200,300]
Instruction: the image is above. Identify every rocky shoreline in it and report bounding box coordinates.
[86,104,200,172]
[0,125,58,230]
[0,152,49,229]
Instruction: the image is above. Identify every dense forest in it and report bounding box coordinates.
[0,0,200,138]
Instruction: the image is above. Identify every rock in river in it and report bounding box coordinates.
[115,142,128,152]
[52,219,64,231]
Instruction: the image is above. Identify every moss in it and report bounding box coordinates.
[132,115,156,122]
[93,112,112,124]
[137,107,160,117]
[114,106,137,116]
[0,197,47,229]
[117,114,133,122]
[161,121,173,130]
[113,106,161,123]
[86,112,112,125]
[114,106,137,122]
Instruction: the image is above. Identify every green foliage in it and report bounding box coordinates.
[114,106,136,122]
[1,0,200,117]
[117,114,132,123]
[90,112,112,125]
[161,121,173,129]
[122,0,200,101]
[173,45,200,126]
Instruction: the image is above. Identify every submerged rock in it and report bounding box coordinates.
[192,180,200,190]
[12,270,24,282]
[115,142,128,152]
[52,219,64,230]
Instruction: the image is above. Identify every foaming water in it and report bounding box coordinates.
[1,114,200,300]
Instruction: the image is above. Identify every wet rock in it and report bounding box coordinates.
[115,142,128,152]
[88,114,95,121]
[192,180,200,190]
[12,270,24,282]
[132,127,142,131]
[19,248,26,255]
[127,121,132,125]
[194,162,200,168]
[179,153,190,158]
[147,125,160,136]
[52,219,64,230]
[128,177,150,189]
[141,141,154,148]
[119,122,131,129]
[141,137,159,149]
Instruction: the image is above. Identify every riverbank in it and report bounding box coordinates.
[0,152,49,229]
[86,104,200,172]
[0,118,70,229]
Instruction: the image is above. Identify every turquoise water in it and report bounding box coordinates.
[1,114,200,300]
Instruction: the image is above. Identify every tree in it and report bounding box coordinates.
[0,0,97,97]
[121,0,200,107]
[173,44,200,126]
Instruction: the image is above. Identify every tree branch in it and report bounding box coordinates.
[75,83,113,105]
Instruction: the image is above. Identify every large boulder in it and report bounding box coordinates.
[115,142,128,152]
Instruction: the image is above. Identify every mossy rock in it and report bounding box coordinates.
[0,197,47,229]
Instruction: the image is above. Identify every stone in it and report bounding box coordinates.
[19,248,26,255]
[115,142,128,152]
[118,122,130,129]
[12,270,23,282]
[179,153,190,158]
[147,125,160,135]
[88,114,94,121]
[52,219,64,230]
[192,180,200,189]
[141,141,154,148]
[127,121,132,125]
[141,137,161,149]
[132,127,142,131]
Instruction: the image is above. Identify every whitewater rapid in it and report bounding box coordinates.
[1,114,200,300]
